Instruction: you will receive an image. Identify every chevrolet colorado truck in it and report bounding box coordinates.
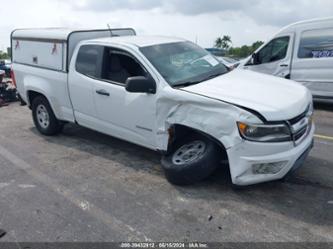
[11,28,314,186]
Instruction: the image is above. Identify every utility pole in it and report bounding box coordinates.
[107,24,112,36]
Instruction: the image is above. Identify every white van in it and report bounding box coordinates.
[240,17,333,103]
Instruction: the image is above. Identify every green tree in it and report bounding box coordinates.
[221,35,232,50]
[214,35,232,50]
[6,47,11,58]
[250,41,264,53]
[239,45,251,58]
[214,37,223,49]
[0,52,8,60]
[0,49,10,60]
[227,40,264,59]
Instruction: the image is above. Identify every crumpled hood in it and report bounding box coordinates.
[183,69,312,121]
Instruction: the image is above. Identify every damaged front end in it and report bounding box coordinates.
[155,85,314,186]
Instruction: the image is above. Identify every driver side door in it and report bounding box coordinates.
[244,34,294,79]
[92,46,158,149]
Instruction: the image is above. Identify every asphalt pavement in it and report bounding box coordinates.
[0,102,332,242]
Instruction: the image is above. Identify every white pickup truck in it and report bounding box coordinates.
[12,28,314,186]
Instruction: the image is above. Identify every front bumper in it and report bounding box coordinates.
[227,122,315,186]
[284,139,314,178]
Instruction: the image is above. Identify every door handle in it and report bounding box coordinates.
[96,89,110,96]
[280,64,289,67]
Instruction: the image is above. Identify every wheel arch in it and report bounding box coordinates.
[167,124,229,162]
[27,90,44,107]
[27,90,60,120]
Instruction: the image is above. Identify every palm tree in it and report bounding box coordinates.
[221,35,232,50]
[214,35,232,50]
[214,37,223,49]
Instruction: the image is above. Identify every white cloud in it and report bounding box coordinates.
[65,0,333,26]
[0,0,331,51]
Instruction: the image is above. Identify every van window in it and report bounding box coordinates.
[101,48,147,85]
[298,28,333,59]
[256,36,290,64]
[76,45,103,78]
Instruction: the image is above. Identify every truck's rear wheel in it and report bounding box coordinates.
[32,95,63,136]
[161,133,220,185]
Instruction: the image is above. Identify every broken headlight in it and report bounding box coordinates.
[237,122,291,142]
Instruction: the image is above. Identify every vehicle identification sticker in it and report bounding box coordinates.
[312,50,333,58]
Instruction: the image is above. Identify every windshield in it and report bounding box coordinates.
[140,41,228,87]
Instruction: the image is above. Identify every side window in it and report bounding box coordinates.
[75,45,103,78]
[101,48,147,85]
[298,28,333,59]
[256,36,290,64]
[257,42,273,64]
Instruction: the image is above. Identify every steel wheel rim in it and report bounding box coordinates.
[36,104,50,129]
[172,140,206,165]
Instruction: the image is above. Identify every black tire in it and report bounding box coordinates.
[31,95,63,136]
[161,133,221,185]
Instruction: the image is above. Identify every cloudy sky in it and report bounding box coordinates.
[0,0,331,51]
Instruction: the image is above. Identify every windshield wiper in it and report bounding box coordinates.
[173,80,203,88]
[173,72,226,88]
[204,72,226,81]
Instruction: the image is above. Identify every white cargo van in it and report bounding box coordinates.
[12,28,314,186]
[240,17,333,102]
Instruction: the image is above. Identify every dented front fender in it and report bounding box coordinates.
[155,86,262,152]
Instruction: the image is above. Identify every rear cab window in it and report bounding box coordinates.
[75,45,103,78]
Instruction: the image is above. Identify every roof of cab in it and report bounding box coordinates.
[88,35,186,48]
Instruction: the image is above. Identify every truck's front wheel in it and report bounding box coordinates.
[32,96,63,136]
[161,133,220,185]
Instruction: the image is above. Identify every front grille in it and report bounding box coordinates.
[287,105,311,144]
[288,105,309,124]
[294,126,307,141]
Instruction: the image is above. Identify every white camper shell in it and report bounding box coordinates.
[240,17,333,102]
[11,28,136,72]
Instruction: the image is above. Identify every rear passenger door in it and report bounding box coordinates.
[244,35,294,79]
[291,28,333,98]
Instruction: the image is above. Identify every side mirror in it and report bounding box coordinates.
[125,76,156,94]
[252,53,260,65]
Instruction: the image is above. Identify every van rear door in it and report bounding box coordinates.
[244,33,294,79]
[291,28,333,99]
